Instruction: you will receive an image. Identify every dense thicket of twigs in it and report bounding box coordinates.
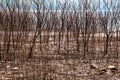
[0,0,119,60]
[0,0,120,79]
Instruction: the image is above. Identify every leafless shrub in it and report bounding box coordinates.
[0,0,120,79]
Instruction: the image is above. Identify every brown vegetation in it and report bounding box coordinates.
[0,0,120,79]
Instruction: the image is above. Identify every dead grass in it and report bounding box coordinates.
[0,32,120,80]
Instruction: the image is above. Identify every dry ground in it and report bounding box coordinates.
[0,32,120,80]
[0,54,120,80]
